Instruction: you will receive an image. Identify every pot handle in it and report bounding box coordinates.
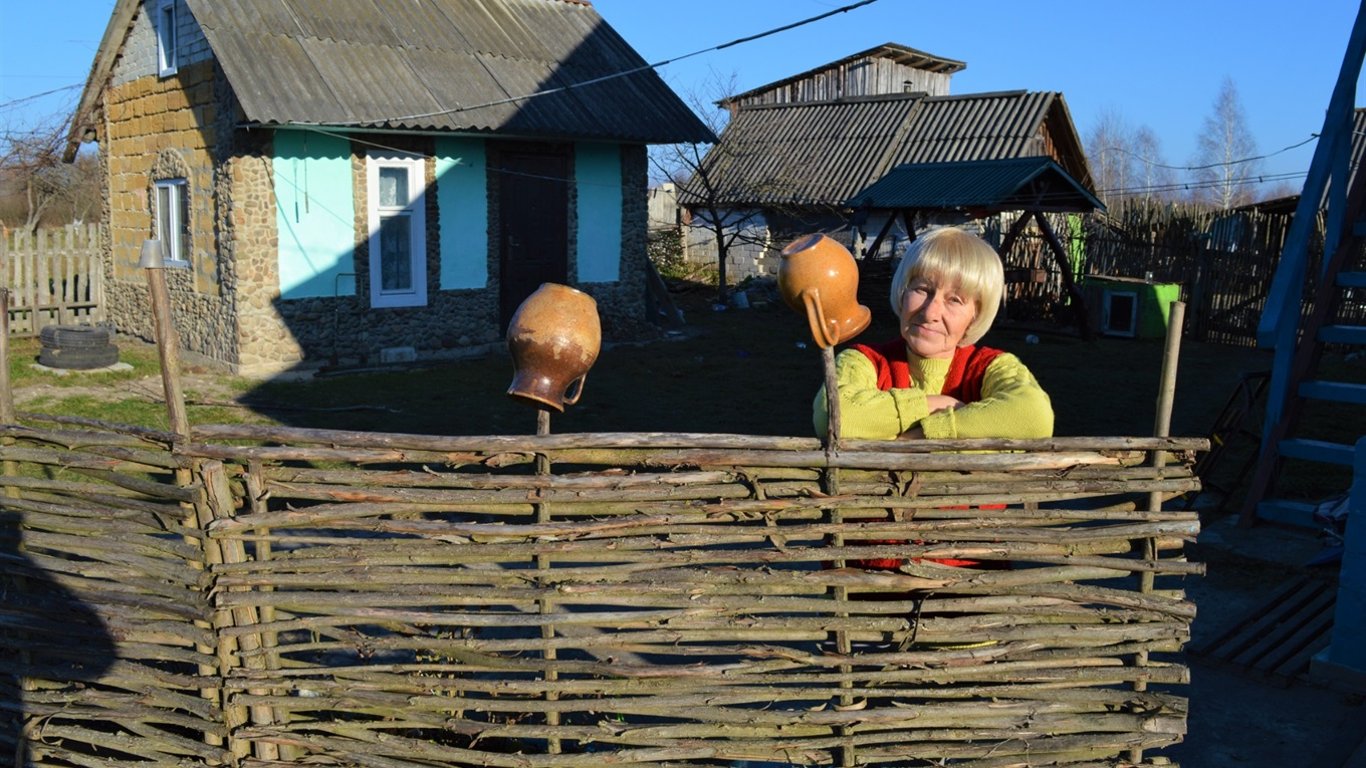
[563,374,588,406]
[801,288,838,349]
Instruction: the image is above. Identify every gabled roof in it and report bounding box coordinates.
[723,43,965,107]
[683,90,1095,210]
[847,157,1103,213]
[67,0,714,156]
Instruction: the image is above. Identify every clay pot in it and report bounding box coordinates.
[778,233,871,348]
[506,283,601,412]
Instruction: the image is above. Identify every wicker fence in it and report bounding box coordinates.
[0,224,105,335]
[1,410,1205,767]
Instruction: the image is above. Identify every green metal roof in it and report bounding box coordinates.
[846,156,1103,213]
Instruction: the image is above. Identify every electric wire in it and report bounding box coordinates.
[323,0,880,126]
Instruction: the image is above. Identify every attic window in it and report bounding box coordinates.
[157,0,178,77]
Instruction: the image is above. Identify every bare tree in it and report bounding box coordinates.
[1085,108,1177,209]
[1084,107,1134,209]
[0,107,101,232]
[650,73,803,301]
[1190,76,1262,210]
[1132,126,1177,206]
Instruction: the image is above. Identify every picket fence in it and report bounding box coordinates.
[0,223,104,334]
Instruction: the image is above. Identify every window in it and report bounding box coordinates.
[154,178,190,266]
[366,153,427,308]
[157,0,177,76]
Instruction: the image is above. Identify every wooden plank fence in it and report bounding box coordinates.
[0,224,104,335]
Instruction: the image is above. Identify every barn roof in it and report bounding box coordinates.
[681,89,1097,212]
[68,0,714,156]
[847,157,1104,213]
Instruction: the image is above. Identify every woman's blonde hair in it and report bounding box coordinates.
[889,227,1005,346]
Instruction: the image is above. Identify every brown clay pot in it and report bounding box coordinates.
[506,283,601,412]
[778,233,871,348]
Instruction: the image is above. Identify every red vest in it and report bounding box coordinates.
[850,339,1003,402]
[845,339,1006,570]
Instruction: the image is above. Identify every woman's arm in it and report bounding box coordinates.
[812,349,930,440]
[917,353,1054,439]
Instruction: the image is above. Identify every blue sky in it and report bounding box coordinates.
[3,0,1363,196]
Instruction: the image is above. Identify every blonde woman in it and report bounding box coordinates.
[814,227,1053,442]
[814,227,1053,570]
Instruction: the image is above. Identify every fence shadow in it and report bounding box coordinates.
[1,508,116,765]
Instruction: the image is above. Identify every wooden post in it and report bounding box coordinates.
[142,241,190,439]
[0,288,14,428]
[818,345,856,766]
[199,460,280,761]
[1033,211,1093,340]
[534,406,560,754]
[1129,299,1185,765]
[141,239,219,749]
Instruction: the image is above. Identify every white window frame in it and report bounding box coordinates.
[156,0,178,77]
[366,152,428,309]
[154,178,190,267]
[1101,289,1139,338]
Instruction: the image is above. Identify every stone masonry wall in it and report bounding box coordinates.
[261,134,502,373]
[101,51,238,369]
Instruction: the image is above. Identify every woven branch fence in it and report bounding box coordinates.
[0,412,1205,767]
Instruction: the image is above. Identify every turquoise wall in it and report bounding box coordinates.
[272,130,357,299]
[575,143,621,283]
[436,137,489,290]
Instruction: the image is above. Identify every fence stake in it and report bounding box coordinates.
[141,240,189,439]
[1129,299,1186,765]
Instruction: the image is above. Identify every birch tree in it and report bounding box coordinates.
[1191,77,1261,209]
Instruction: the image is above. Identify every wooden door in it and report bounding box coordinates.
[497,146,570,329]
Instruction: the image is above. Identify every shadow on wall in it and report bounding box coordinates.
[1,508,116,764]
[262,17,647,384]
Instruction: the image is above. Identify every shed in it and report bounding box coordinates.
[1082,275,1183,339]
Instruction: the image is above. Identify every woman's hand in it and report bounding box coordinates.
[899,396,966,439]
[926,394,965,413]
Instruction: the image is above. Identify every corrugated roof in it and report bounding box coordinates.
[684,90,1095,210]
[178,0,714,142]
[847,157,1103,212]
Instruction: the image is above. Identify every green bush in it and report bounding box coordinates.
[647,228,688,279]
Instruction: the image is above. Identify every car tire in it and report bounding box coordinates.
[38,344,120,370]
[39,324,112,349]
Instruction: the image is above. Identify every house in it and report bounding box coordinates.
[65,0,713,376]
[680,43,1099,281]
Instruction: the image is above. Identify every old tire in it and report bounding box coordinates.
[38,344,119,370]
[39,324,112,349]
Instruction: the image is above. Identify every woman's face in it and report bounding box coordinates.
[899,273,977,359]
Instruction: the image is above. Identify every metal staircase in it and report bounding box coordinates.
[1241,2,1366,526]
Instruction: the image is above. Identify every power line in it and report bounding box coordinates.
[325,0,881,127]
[0,83,83,111]
[1098,169,1308,197]
[1093,133,1320,172]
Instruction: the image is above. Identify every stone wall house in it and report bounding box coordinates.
[67,0,713,377]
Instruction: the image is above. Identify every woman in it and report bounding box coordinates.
[813,227,1052,441]
[813,227,1053,573]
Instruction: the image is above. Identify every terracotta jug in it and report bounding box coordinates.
[506,283,602,412]
[778,233,870,348]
